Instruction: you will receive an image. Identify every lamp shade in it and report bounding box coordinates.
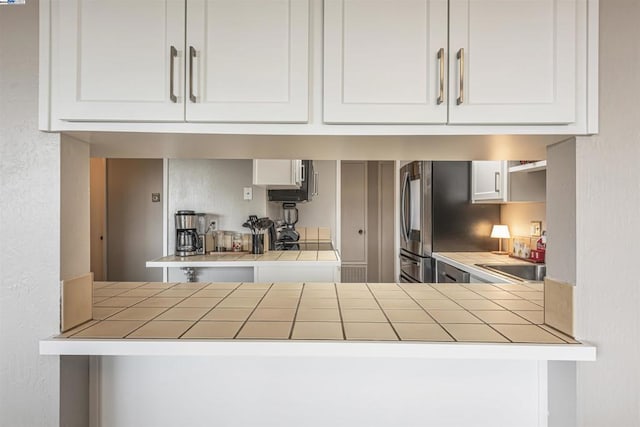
[490,225,511,239]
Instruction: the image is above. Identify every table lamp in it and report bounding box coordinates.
[490,224,511,255]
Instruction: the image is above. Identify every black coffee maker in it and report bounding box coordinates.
[175,210,201,256]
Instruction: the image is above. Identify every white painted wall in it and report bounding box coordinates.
[574,1,640,425]
[0,1,61,425]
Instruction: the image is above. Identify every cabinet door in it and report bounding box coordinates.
[186,0,309,123]
[449,0,577,124]
[324,0,448,124]
[471,161,507,202]
[253,160,302,187]
[52,0,185,121]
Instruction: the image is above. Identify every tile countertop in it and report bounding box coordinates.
[433,252,541,284]
[40,282,595,361]
[146,250,340,268]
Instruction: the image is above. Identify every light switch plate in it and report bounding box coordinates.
[530,221,542,237]
[243,187,253,201]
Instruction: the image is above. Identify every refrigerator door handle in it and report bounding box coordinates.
[400,171,411,242]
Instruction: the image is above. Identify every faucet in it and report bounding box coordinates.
[181,267,198,282]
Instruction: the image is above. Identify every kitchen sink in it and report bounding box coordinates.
[475,263,546,282]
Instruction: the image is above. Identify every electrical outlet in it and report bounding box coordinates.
[530,221,542,237]
[243,187,253,201]
[151,193,161,203]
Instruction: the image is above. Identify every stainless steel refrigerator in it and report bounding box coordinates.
[399,161,500,283]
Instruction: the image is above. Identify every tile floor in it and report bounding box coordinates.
[59,281,578,344]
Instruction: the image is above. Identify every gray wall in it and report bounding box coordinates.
[168,159,267,249]
[574,1,640,425]
[107,159,163,282]
[167,159,268,282]
[0,1,61,425]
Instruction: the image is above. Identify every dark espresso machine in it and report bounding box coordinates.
[175,210,201,256]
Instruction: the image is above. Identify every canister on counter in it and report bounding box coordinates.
[232,233,243,252]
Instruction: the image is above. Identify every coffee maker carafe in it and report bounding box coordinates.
[175,210,201,256]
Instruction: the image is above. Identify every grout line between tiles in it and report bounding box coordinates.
[176,283,241,339]
[232,282,276,339]
[396,284,457,342]
[110,282,212,339]
[84,282,549,344]
[332,283,346,340]
[365,283,401,341]
[288,283,307,339]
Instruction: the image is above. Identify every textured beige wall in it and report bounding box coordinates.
[0,0,61,425]
[574,2,640,425]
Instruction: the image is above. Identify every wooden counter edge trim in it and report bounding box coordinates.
[39,338,596,361]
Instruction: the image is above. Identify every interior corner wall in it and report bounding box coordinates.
[546,139,576,285]
[574,1,640,425]
[294,160,337,240]
[0,0,61,425]
[499,202,546,239]
[60,134,91,281]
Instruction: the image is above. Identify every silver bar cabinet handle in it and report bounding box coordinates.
[313,172,319,196]
[457,48,464,105]
[169,46,178,103]
[189,46,197,103]
[494,172,500,192]
[437,48,445,105]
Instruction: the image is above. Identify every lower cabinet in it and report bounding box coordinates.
[255,265,341,283]
[469,274,491,284]
[167,265,340,283]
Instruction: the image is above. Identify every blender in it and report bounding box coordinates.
[278,203,300,249]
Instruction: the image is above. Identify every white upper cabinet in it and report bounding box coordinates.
[324,0,580,126]
[471,160,546,203]
[448,0,577,124]
[471,161,507,202]
[323,0,448,124]
[51,0,308,124]
[253,160,303,187]
[186,0,310,123]
[52,0,186,122]
[42,0,593,133]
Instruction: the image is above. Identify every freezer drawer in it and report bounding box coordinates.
[400,250,434,283]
